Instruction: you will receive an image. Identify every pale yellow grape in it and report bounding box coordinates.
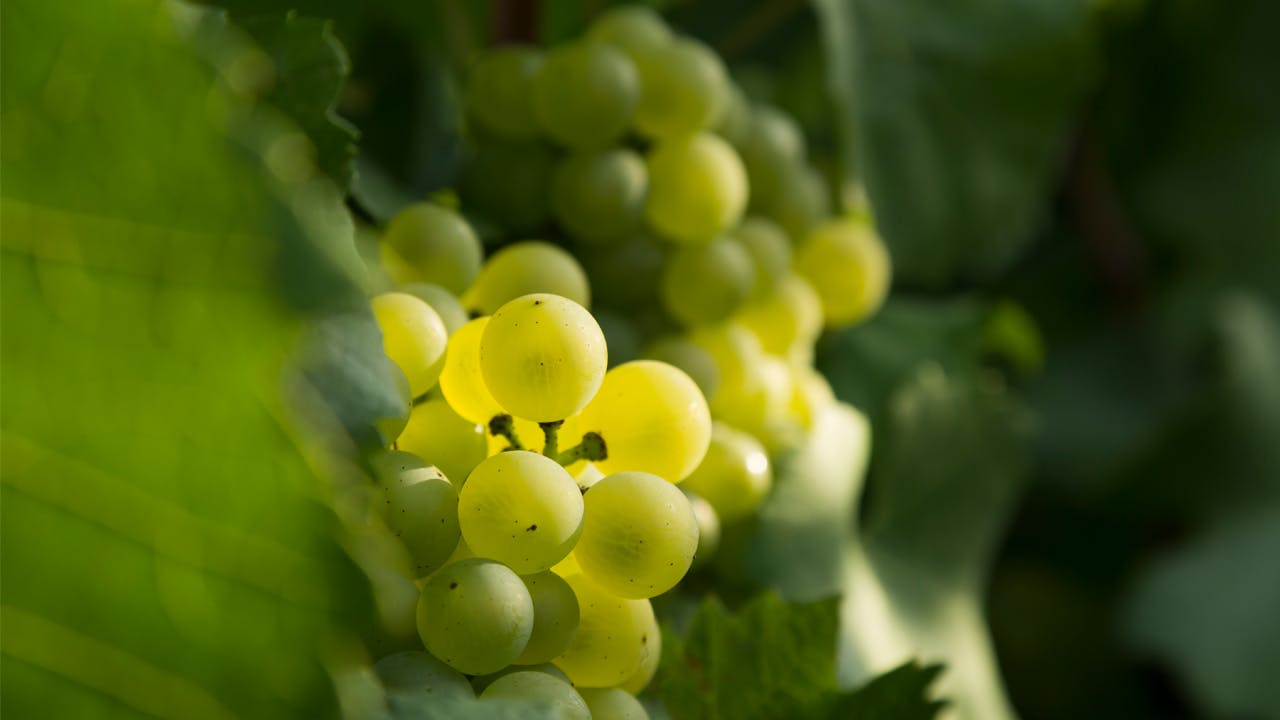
[553,573,657,687]
[711,355,797,453]
[575,471,699,598]
[579,360,711,483]
[479,294,606,423]
[688,323,766,405]
[464,241,591,315]
[642,336,720,400]
[645,133,748,245]
[580,688,650,720]
[465,46,544,140]
[439,317,505,426]
[684,490,721,568]
[632,38,729,140]
[380,203,483,294]
[617,609,661,694]
[375,651,473,701]
[395,398,487,489]
[371,292,448,397]
[515,571,581,664]
[472,663,570,693]
[733,217,793,298]
[480,672,590,720]
[417,559,534,675]
[551,551,582,579]
[736,274,823,356]
[372,451,460,577]
[788,364,836,430]
[458,451,584,573]
[680,423,772,524]
[533,41,639,149]
[796,217,892,328]
[401,282,468,335]
[740,105,806,207]
[587,5,672,58]
[660,236,755,327]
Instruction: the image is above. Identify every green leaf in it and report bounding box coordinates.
[812,0,1096,286]
[833,661,946,720]
[1,0,372,716]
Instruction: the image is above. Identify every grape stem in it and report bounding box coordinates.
[539,420,563,459]
[556,432,607,466]
[487,414,525,451]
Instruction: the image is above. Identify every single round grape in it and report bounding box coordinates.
[458,451,584,573]
[471,663,570,693]
[740,105,806,207]
[400,282,468,336]
[642,336,720,400]
[465,242,591,316]
[379,204,483,294]
[417,559,534,675]
[660,236,755,327]
[579,360,711,483]
[679,423,772,524]
[578,231,666,311]
[438,317,505,427]
[460,139,554,232]
[633,38,728,140]
[684,491,722,568]
[688,323,765,405]
[736,274,823,356]
[466,46,544,140]
[371,292,449,397]
[617,605,661,694]
[480,671,590,720]
[533,42,639,149]
[645,133,748,245]
[372,451,461,577]
[795,217,891,328]
[733,217,793,298]
[580,687,650,720]
[551,148,648,245]
[761,162,830,243]
[587,5,672,58]
[479,294,607,423]
[375,651,473,701]
[576,471,699,599]
[710,355,795,452]
[515,571,581,664]
[553,573,656,687]
[395,398,487,490]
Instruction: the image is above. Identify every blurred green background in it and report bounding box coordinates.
[4,0,1278,718]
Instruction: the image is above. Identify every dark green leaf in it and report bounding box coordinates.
[833,662,945,720]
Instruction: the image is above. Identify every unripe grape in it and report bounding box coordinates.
[533,42,639,149]
[471,663,571,693]
[438,317,504,426]
[400,282,468,336]
[733,217,793,298]
[551,148,648,245]
[762,162,830,243]
[417,559,534,675]
[480,671,590,720]
[587,5,672,58]
[740,105,806,207]
[372,451,460,577]
[580,687,650,720]
[379,204,482,294]
[632,38,729,140]
[736,274,823,356]
[660,236,755,327]
[465,242,591,316]
[371,292,449,397]
[578,231,666,311]
[617,608,661,694]
[680,423,772,524]
[375,651,473,702]
[645,133,748,245]
[685,491,722,568]
[466,46,544,140]
[795,217,891,328]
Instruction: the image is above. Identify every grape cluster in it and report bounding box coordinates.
[352,5,891,716]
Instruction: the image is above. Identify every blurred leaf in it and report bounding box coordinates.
[834,661,946,720]
[0,0,373,716]
[812,0,1096,286]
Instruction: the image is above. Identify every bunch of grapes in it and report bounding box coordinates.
[352,5,891,717]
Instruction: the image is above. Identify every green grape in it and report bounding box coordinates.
[679,423,772,524]
[735,274,823,357]
[379,203,483,294]
[580,687,650,720]
[515,571,581,664]
[465,242,591,316]
[645,133,748,245]
[617,606,660,694]
[479,294,607,423]
[579,360,711,483]
[458,451,584,573]
[417,559,535,675]
[587,5,672,58]
[593,309,641,367]
[395,398,487,490]
[740,105,806,208]
[788,363,836,430]
[533,42,639,149]
[375,359,412,446]
[688,323,765,405]
[466,46,544,140]
[400,282,468,336]
[683,490,721,568]
[438,317,505,427]
[762,162,830,243]
[714,82,753,148]
[375,651,473,701]
[633,38,729,140]
[660,236,755,327]
[578,231,666,311]
[471,663,570,693]
[733,217,793,298]
[460,139,554,232]
[711,355,798,453]
[553,573,656,687]
[371,292,449,397]
[795,217,891,328]
[575,471,699,598]
[373,451,461,577]
[642,336,720,400]
[480,671,590,720]
[551,550,582,578]
[550,148,648,244]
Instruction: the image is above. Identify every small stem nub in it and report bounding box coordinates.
[488,414,525,451]
[540,420,564,459]
[556,431,607,467]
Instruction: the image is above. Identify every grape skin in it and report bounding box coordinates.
[417,559,534,675]
[438,317,505,426]
[394,398,487,491]
[515,571,581,664]
[553,573,657,687]
[466,46,544,140]
[551,148,648,245]
[480,671,590,720]
[796,217,892,328]
[374,651,473,701]
[587,5,672,58]
[379,204,483,294]
[533,42,639,150]
[465,242,592,316]
[632,38,729,140]
[679,423,773,524]
[660,235,755,327]
[371,292,449,397]
[580,687,650,720]
[400,282,468,336]
[645,133,748,245]
[372,451,460,578]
